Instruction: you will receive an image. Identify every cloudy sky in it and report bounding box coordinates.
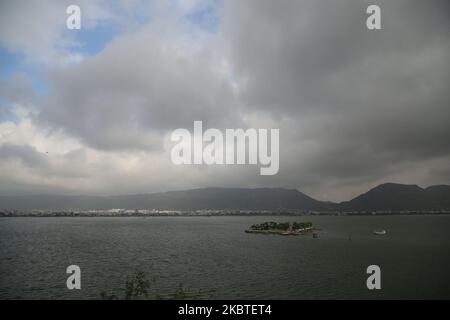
[0,0,448,202]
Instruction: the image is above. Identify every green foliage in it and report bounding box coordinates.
[100,271,204,300]
[250,221,313,231]
[292,221,313,230]
[124,271,150,300]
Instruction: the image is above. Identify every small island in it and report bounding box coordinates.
[245,221,314,235]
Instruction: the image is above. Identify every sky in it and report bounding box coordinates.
[0,0,449,202]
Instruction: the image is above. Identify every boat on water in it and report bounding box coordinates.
[281,227,296,236]
[373,230,387,235]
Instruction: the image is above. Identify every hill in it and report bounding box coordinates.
[0,187,330,211]
[340,183,450,211]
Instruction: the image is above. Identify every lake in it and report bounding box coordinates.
[1,215,449,299]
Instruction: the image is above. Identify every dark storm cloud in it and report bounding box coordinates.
[224,0,449,112]
[219,0,450,196]
[0,144,48,169]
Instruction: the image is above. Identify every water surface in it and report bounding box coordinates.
[1,215,449,299]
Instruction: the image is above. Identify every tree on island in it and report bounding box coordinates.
[250,221,312,231]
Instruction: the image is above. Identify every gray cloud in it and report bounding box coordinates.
[0,0,449,201]
[0,144,48,169]
[217,0,450,199]
[38,25,238,151]
[0,73,37,105]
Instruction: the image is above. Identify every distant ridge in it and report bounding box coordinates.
[0,184,449,211]
[0,187,330,211]
[340,183,450,211]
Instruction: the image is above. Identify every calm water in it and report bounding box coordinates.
[1,215,449,299]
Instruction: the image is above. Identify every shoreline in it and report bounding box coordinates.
[1,212,450,218]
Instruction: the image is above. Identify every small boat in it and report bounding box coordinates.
[281,227,296,236]
[373,230,386,235]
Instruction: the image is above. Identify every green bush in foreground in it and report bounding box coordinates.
[100,271,205,300]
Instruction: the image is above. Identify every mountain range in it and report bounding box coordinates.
[0,183,449,211]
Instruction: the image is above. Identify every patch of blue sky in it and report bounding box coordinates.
[61,2,152,58]
[185,0,221,33]
[24,65,49,97]
[0,47,48,97]
[0,48,23,79]
[0,49,24,123]
[61,21,119,57]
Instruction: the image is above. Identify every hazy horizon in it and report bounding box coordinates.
[1,182,449,203]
